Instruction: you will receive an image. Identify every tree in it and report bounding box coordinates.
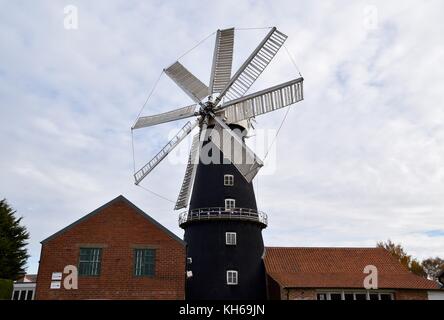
[0,199,30,280]
[421,257,444,281]
[377,239,426,277]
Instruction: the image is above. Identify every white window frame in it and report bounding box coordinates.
[11,283,36,300]
[316,290,394,300]
[225,199,235,210]
[11,288,35,300]
[226,270,238,285]
[225,232,237,245]
[224,174,234,186]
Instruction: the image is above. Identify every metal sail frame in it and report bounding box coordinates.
[215,27,287,103]
[132,27,304,209]
[164,61,209,103]
[209,28,235,94]
[134,120,199,185]
[133,104,197,129]
[210,113,264,183]
[215,77,304,123]
[174,133,200,210]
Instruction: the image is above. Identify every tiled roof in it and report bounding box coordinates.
[265,247,439,290]
[41,195,185,245]
[16,274,37,283]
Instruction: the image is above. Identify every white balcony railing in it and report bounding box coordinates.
[179,207,268,227]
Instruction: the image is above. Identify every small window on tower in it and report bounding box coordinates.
[226,270,238,285]
[225,232,237,245]
[225,199,235,210]
[224,174,234,186]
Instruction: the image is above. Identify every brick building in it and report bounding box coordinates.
[34,196,443,300]
[264,247,441,300]
[12,274,37,300]
[35,195,185,300]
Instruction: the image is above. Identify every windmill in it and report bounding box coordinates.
[132,27,303,300]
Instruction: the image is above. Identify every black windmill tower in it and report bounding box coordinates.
[132,27,304,299]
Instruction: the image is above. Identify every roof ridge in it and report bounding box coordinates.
[41,195,185,246]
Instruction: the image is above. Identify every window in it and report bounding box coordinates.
[134,249,156,277]
[224,175,234,186]
[79,248,102,276]
[227,270,238,285]
[344,293,354,301]
[26,290,33,300]
[369,293,379,300]
[316,291,394,300]
[225,199,235,210]
[330,293,342,300]
[380,293,393,301]
[11,289,34,300]
[355,293,367,300]
[225,232,237,245]
[316,293,326,300]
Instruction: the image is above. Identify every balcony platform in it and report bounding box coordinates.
[179,207,267,228]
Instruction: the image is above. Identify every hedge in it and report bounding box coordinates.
[0,279,13,300]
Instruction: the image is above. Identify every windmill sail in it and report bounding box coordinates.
[209,28,234,94]
[210,114,263,182]
[174,133,200,210]
[134,120,198,185]
[133,104,197,129]
[165,61,209,103]
[215,77,303,123]
[132,26,302,188]
[216,27,287,102]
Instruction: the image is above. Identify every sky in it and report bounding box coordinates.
[1,0,444,274]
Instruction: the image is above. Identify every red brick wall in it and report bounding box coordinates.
[35,198,185,300]
[395,289,428,300]
[284,289,317,300]
[266,275,282,300]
